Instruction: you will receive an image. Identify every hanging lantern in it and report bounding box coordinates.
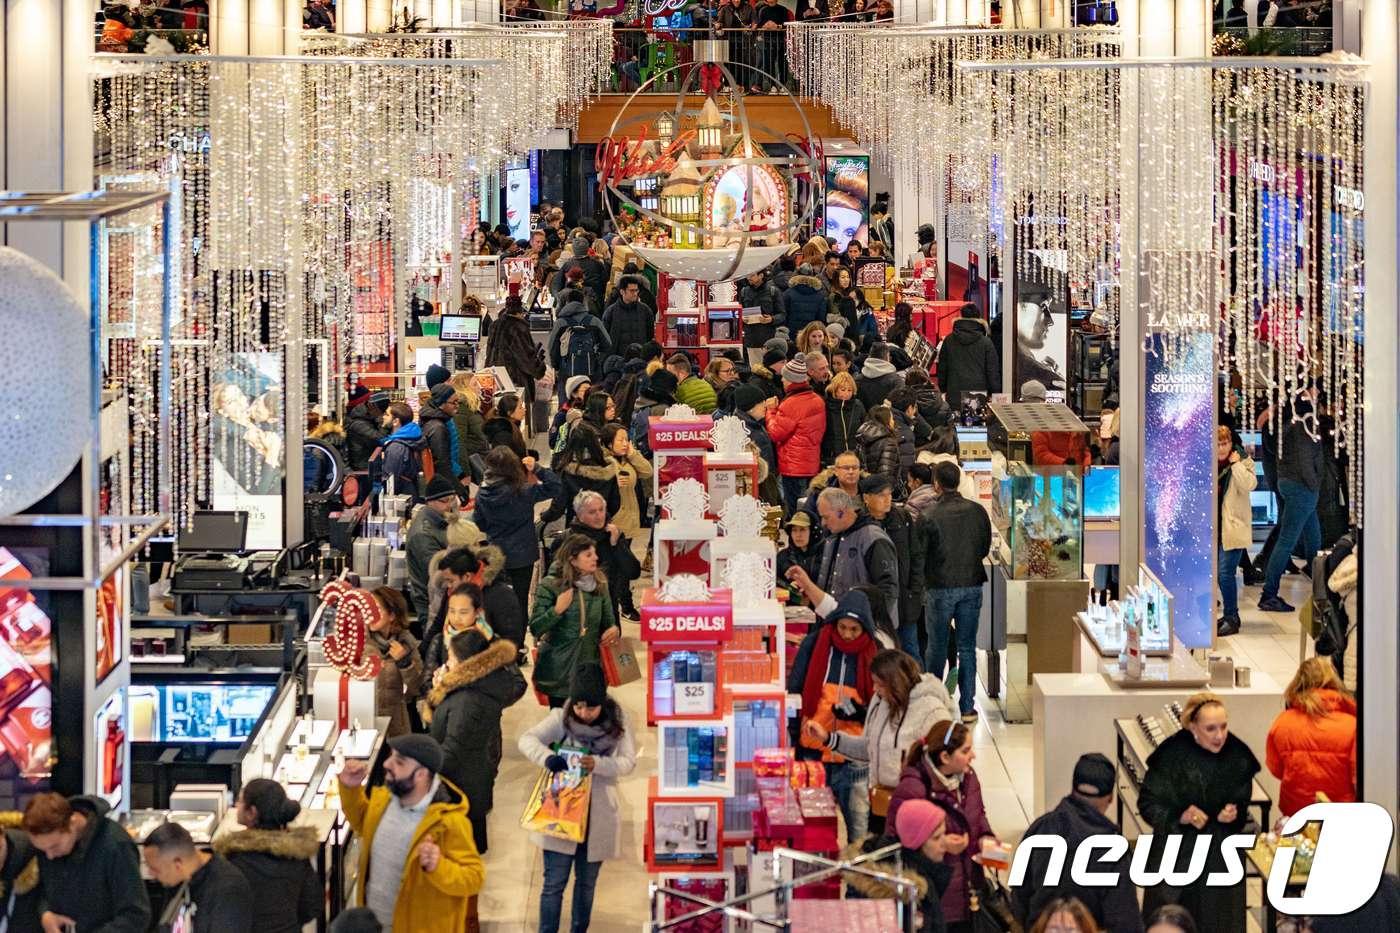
[656,110,675,147]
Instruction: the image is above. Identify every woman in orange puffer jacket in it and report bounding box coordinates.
[1265,656,1357,816]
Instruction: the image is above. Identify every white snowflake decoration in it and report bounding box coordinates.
[724,552,773,607]
[663,402,698,420]
[668,279,699,310]
[709,280,738,304]
[717,494,764,539]
[709,415,750,457]
[657,573,713,603]
[661,477,709,522]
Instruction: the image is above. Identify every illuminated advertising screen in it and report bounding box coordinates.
[0,548,53,798]
[1143,332,1215,649]
[504,166,531,242]
[822,156,869,253]
[210,351,283,549]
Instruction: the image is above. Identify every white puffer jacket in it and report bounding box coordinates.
[830,674,956,788]
[1219,455,1257,552]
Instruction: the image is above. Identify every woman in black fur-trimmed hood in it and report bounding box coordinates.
[214,779,322,933]
[424,631,523,853]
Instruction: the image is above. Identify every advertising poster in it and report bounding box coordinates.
[822,156,870,253]
[210,351,284,549]
[504,167,531,242]
[93,690,126,809]
[94,567,124,687]
[1012,279,1070,403]
[0,548,54,798]
[1143,332,1215,649]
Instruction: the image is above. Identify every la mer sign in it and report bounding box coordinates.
[649,417,714,451]
[642,602,734,642]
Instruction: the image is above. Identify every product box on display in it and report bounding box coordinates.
[648,644,725,722]
[654,870,736,933]
[310,666,376,729]
[657,717,736,797]
[702,453,758,516]
[646,776,726,873]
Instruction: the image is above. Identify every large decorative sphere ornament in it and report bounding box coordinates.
[597,42,821,283]
[0,248,91,518]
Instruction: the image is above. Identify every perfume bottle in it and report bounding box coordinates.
[103,717,125,794]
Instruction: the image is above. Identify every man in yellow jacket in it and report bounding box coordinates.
[338,734,485,932]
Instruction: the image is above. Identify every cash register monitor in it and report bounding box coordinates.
[439,314,481,342]
[177,510,249,554]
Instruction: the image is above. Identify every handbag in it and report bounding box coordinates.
[868,784,896,818]
[967,867,1019,933]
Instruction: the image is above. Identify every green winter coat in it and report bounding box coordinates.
[528,574,618,699]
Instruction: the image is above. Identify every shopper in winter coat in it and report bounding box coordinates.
[776,511,822,599]
[887,721,998,929]
[748,350,786,401]
[567,490,642,622]
[483,393,531,459]
[628,369,678,457]
[1216,425,1257,636]
[425,631,522,853]
[935,306,1001,401]
[1260,396,1325,613]
[4,793,150,933]
[367,587,427,738]
[472,446,561,612]
[782,264,829,334]
[1012,754,1143,933]
[448,378,490,473]
[740,269,784,350]
[787,487,901,638]
[823,372,866,463]
[857,406,902,486]
[1138,693,1260,933]
[601,423,652,541]
[903,369,953,429]
[791,590,881,843]
[407,478,459,632]
[922,462,992,716]
[519,666,638,933]
[380,402,426,495]
[336,738,483,933]
[767,357,827,514]
[807,651,954,835]
[842,800,953,933]
[856,343,903,410]
[484,295,546,406]
[419,384,461,484]
[345,386,388,471]
[542,422,621,525]
[668,353,719,414]
[887,388,927,475]
[862,476,926,657]
[547,300,613,397]
[528,534,620,706]
[1266,657,1357,815]
[601,276,654,351]
[216,779,323,933]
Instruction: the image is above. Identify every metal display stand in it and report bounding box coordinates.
[0,189,174,806]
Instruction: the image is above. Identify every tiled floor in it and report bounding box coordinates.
[477,568,1314,930]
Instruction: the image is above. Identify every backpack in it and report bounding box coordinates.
[560,321,599,378]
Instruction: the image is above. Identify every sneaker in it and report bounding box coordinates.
[1242,567,1265,586]
[960,709,979,724]
[1257,595,1296,613]
[1216,614,1241,637]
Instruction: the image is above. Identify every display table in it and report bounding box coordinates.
[1031,671,1283,814]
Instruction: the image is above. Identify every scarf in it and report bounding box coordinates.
[800,623,876,717]
[575,573,599,593]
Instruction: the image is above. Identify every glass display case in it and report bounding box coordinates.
[988,403,1090,581]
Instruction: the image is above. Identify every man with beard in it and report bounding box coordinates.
[338,735,483,933]
[1014,291,1067,398]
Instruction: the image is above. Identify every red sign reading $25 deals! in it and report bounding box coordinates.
[641,601,733,642]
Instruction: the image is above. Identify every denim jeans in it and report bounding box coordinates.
[780,475,813,518]
[926,586,982,715]
[1218,547,1245,617]
[825,760,869,843]
[897,621,922,667]
[540,847,603,933]
[1263,479,1321,599]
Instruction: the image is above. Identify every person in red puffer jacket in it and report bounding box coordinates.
[1265,657,1357,816]
[766,356,827,515]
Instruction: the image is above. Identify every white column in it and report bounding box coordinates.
[213,0,295,55]
[367,0,393,30]
[0,0,93,296]
[1360,0,1398,864]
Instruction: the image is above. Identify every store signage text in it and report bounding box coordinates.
[1249,159,1276,184]
[1010,802,1393,917]
[168,130,211,154]
[1335,185,1364,211]
[596,129,699,192]
[641,605,733,642]
[642,0,686,14]
[649,418,715,450]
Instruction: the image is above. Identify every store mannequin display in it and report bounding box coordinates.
[1137,693,1259,933]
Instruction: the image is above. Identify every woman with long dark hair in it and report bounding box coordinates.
[366,587,426,737]
[215,779,322,933]
[472,446,562,620]
[483,392,530,459]
[581,391,615,432]
[541,422,621,527]
[528,535,620,707]
[519,663,637,933]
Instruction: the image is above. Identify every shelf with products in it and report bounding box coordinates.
[646,776,727,874]
[652,866,737,933]
[648,644,726,723]
[657,716,736,797]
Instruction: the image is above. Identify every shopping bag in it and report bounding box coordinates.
[601,636,642,687]
[520,747,592,843]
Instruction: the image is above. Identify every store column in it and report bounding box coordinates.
[1360,0,1399,860]
[0,0,93,294]
[212,0,300,55]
